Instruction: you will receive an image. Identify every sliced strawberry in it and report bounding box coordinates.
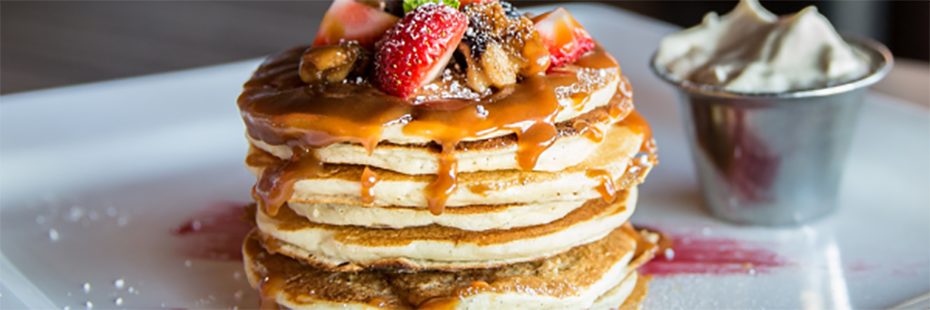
[312,0,400,50]
[531,7,595,68]
[373,3,468,99]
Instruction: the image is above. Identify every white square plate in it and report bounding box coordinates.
[2,4,928,309]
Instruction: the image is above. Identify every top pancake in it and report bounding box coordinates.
[239,45,625,148]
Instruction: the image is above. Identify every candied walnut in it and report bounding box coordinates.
[460,42,517,91]
[459,2,550,92]
[299,41,372,84]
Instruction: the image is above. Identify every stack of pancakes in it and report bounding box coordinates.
[238,44,659,309]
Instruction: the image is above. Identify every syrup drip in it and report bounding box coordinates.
[570,92,590,111]
[580,123,605,143]
[583,108,654,203]
[581,82,634,143]
[252,150,323,216]
[416,280,497,310]
[424,145,458,215]
[616,110,653,150]
[615,110,658,191]
[608,92,634,120]
[257,276,286,310]
[514,121,560,170]
[586,169,618,203]
[399,75,567,214]
[239,46,621,215]
[360,167,379,204]
[468,281,491,288]
[468,183,494,197]
[621,224,661,269]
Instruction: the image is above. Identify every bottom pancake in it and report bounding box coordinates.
[590,272,645,310]
[243,223,656,310]
[255,188,637,271]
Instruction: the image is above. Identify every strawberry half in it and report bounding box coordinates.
[374,3,468,99]
[531,7,595,68]
[312,0,400,50]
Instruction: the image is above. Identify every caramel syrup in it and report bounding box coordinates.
[616,110,653,152]
[620,223,678,280]
[416,280,498,309]
[586,169,618,203]
[618,110,658,186]
[251,150,323,216]
[423,146,458,215]
[579,122,606,143]
[257,276,286,310]
[580,80,634,144]
[360,167,379,204]
[621,224,660,270]
[582,107,652,203]
[367,297,389,308]
[239,45,622,215]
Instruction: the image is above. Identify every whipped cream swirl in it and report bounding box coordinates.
[655,0,869,93]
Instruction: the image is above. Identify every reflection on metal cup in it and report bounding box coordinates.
[651,37,893,226]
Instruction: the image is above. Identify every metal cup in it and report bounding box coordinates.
[651,37,893,226]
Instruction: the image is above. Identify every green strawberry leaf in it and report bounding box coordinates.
[402,0,460,14]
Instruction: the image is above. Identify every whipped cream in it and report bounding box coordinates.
[655,0,869,93]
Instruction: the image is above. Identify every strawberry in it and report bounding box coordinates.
[531,7,595,68]
[312,0,400,50]
[373,3,468,99]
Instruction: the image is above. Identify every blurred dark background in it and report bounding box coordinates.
[2,1,928,96]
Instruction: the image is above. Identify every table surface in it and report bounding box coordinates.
[1,3,928,310]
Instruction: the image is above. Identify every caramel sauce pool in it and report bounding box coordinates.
[239,45,621,215]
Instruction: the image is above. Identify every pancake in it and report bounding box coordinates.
[288,199,587,231]
[617,272,649,310]
[254,188,636,271]
[238,8,660,308]
[592,272,647,310]
[248,95,633,175]
[239,45,623,147]
[242,222,656,310]
[246,117,654,209]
